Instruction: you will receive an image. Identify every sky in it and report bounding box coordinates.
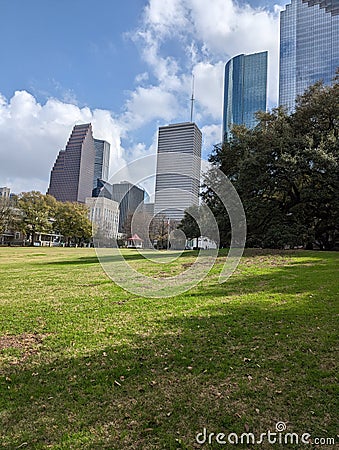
[0,0,286,196]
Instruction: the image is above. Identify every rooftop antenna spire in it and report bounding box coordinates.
[190,74,195,123]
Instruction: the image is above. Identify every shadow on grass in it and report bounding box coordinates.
[44,250,200,266]
[42,248,330,267]
[0,286,337,450]
[1,250,337,448]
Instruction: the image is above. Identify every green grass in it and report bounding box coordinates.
[0,247,337,449]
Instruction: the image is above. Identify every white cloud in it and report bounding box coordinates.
[187,0,278,57]
[0,91,126,194]
[193,61,224,120]
[111,131,159,197]
[0,90,164,196]
[135,72,149,84]
[1,0,283,194]
[201,124,222,150]
[144,0,190,38]
[135,0,281,105]
[122,85,179,130]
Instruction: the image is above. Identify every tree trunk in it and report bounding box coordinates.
[31,227,35,246]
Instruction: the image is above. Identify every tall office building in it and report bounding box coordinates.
[93,139,110,189]
[48,124,95,203]
[154,122,202,221]
[279,0,339,111]
[222,51,268,140]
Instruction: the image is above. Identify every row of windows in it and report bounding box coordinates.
[279,0,338,110]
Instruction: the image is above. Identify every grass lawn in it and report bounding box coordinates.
[0,247,337,449]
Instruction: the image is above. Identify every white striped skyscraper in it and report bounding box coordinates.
[154,122,202,221]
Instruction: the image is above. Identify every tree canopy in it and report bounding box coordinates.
[1,191,93,246]
[54,201,92,246]
[202,78,338,249]
[18,191,55,245]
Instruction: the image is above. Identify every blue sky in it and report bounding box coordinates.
[0,0,286,194]
[1,0,146,111]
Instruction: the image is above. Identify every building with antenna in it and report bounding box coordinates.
[154,122,202,221]
[190,75,195,122]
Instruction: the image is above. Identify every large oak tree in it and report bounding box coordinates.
[202,77,338,249]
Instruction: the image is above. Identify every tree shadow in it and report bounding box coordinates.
[43,249,201,266]
[192,256,334,299]
[1,287,337,449]
[1,249,337,448]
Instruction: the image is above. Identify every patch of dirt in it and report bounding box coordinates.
[0,333,49,359]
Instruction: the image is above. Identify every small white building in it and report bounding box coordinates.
[186,236,217,250]
[85,197,119,241]
[0,187,11,199]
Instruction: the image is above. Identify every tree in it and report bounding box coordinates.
[178,205,201,249]
[150,215,167,249]
[179,204,220,248]
[18,191,54,245]
[54,202,92,246]
[0,197,12,235]
[203,78,339,249]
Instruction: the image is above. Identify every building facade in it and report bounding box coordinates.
[86,196,119,241]
[110,182,145,233]
[141,202,155,217]
[279,0,339,111]
[154,122,202,221]
[47,123,95,203]
[0,187,10,199]
[92,178,113,199]
[93,139,110,189]
[222,51,268,140]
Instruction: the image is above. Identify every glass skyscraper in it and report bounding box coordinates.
[222,51,268,140]
[93,139,110,189]
[279,0,339,111]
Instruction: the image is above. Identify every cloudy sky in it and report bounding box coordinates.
[0,0,286,195]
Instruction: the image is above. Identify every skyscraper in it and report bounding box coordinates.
[279,0,339,111]
[222,51,268,140]
[93,139,110,189]
[154,122,202,221]
[47,124,95,203]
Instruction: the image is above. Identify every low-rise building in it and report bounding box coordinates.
[0,187,11,199]
[85,197,119,244]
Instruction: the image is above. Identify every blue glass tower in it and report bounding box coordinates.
[222,51,268,141]
[279,0,339,111]
[93,139,110,189]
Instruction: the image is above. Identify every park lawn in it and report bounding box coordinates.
[0,247,337,449]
